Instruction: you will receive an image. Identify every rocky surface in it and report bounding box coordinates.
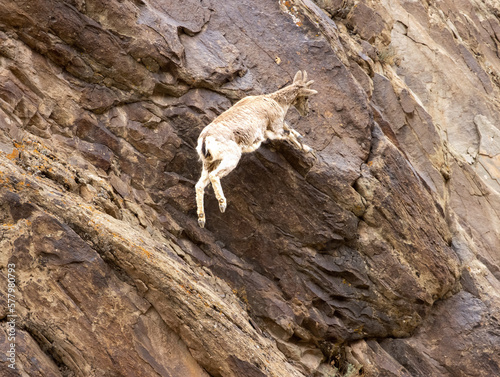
[0,0,499,376]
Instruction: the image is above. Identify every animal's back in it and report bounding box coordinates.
[203,96,283,146]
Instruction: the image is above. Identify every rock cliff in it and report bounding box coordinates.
[0,0,499,376]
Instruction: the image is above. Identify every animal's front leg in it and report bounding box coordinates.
[282,123,312,153]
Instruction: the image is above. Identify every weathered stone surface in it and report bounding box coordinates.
[0,327,63,377]
[0,0,499,376]
[380,290,500,377]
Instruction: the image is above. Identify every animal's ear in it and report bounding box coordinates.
[305,80,314,87]
[293,70,303,83]
[301,89,318,96]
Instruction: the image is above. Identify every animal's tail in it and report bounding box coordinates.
[197,135,211,160]
[201,137,209,157]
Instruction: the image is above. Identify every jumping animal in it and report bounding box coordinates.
[195,70,317,228]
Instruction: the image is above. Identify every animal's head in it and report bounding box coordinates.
[292,70,317,116]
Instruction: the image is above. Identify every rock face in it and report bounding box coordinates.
[0,0,499,376]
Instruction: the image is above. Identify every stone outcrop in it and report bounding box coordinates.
[0,0,499,376]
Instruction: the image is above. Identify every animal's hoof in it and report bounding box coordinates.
[198,214,205,228]
[310,149,318,161]
[303,145,312,153]
[219,199,227,213]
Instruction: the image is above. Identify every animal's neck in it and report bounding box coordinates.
[267,85,298,110]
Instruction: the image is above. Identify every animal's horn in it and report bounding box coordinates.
[293,70,302,83]
[302,89,318,96]
[302,70,308,83]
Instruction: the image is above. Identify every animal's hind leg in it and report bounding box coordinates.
[195,167,210,228]
[209,151,241,213]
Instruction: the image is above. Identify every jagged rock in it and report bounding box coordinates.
[0,0,500,376]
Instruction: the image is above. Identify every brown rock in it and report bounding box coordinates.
[346,3,388,44]
[0,327,63,377]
